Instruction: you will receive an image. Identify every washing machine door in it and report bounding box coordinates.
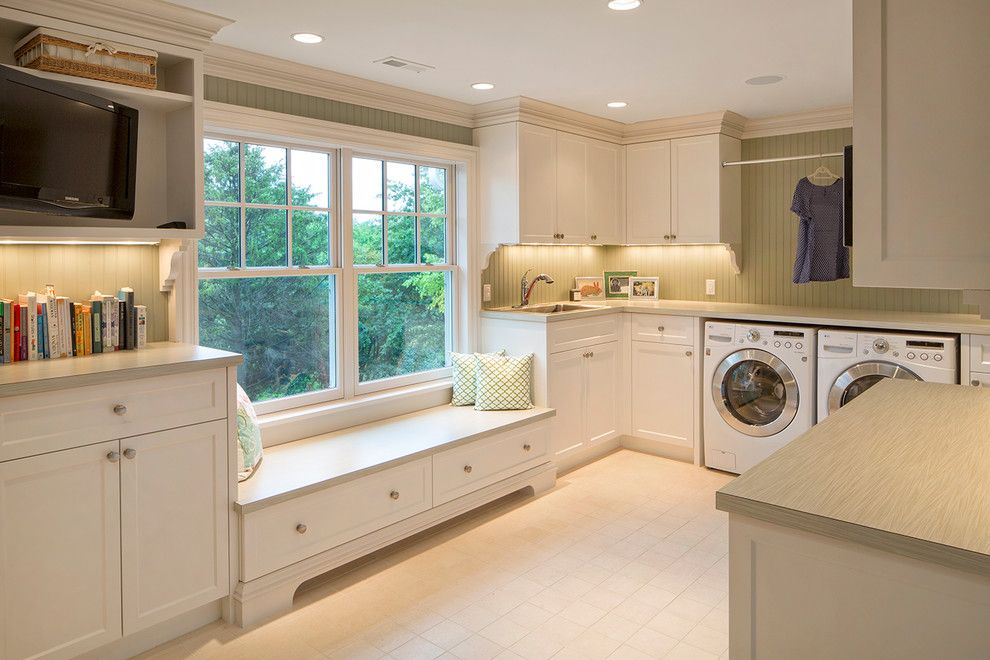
[712,349,799,437]
[827,361,921,413]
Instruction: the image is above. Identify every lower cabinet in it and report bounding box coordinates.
[0,420,229,660]
[548,341,621,461]
[630,341,697,449]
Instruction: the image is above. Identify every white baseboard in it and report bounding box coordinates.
[620,435,695,464]
[77,600,222,660]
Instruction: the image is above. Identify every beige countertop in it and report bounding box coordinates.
[716,379,990,577]
[237,405,555,513]
[480,299,990,334]
[0,342,242,396]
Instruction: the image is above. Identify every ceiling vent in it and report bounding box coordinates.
[373,56,435,74]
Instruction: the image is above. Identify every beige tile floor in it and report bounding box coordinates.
[141,449,734,660]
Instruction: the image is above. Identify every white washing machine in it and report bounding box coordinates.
[703,322,816,474]
[817,329,958,419]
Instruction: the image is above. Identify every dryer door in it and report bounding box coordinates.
[712,349,799,437]
[827,361,921,413]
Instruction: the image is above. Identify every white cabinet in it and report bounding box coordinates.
[0,441,122,660]
[477,122,623,246]
[626,141,672,244]
[625,134,740,246]
[852,0,990,290]
[121,421,229,633]
[627,314,701,462]
[548,342,620,460]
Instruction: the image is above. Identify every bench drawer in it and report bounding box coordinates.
[0,369,227,462]
[240,458,432,581]
[631,314,696,346]
[433,422,550,505]
[548,316,620,354]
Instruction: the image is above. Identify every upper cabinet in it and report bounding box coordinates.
[853,0,990,290]
[476,122,624,247]
[626,133,740,247]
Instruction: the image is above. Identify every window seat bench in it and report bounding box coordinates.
[232,405,556,626]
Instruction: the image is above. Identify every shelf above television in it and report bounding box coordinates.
[0,224,200,243]
[4,64,193,112]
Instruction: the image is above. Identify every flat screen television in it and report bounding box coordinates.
[0,65,138,220]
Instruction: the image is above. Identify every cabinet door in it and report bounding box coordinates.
[584,342,621,445]
[556,132,589,243]
[626,141,672,243]
[853,0,990,289]
[548,347,587,459]
[630,342,695,448]
[518,123,558,243]
[0,441,121,660]
[120,421,228,634]
[671,134,720,244]
[587,139,624,244]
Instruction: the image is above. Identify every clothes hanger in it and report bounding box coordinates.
[807,158,840,184]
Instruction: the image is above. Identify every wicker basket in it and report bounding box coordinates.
[14,28,158,90]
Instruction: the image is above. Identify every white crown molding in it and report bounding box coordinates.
[205,44,476,129]
[473,96,626,143]
[741,105,853,139]
[0,0,232,50]
[623,110,748,144]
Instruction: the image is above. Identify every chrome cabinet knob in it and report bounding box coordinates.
[523,443,532,451]
[113,404,127,416]
[590,234,597,240]
[296,523,307,534]
[670,234,677,239]
[686,350,693,357]
[972,380,982,387]
[463,465,473,474]
[390,490,400,500]
[588,351,594,358]
[664,234,671,240]
[123,448,136,460]
[107,450,121,463]
[657,326,665,333]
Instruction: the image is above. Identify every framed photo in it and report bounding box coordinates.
[574,276,605,301]
[630,277,660,300]
[604,271,636,299]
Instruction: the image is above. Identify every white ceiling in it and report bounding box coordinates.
[175,0,852,123]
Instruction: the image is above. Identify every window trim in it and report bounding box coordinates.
[198,132,464,412]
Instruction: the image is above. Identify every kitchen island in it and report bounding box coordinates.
[716,379,990,660]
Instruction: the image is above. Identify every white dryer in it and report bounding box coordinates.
[817,329,958,419]
[703,322,816,474]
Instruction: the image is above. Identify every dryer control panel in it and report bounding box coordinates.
[859,332,957,369]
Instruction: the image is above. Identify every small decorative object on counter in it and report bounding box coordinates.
[15,28,158,89]
[570,289,582,301]
[0,285,149,364]
[574,276,605,301]
[604,271,637,299]
[629,277,660,300]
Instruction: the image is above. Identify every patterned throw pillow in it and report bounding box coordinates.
[236,384,264,482]
[474,352,535,411]
[451,350,505,406]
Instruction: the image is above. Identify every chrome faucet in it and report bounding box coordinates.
[516,268,555,307]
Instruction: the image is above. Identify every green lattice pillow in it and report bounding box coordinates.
[235,384,263,482]
[450,350,505,406]
[474,352,535,411]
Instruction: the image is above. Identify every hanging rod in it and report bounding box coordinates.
[721,151,843,167]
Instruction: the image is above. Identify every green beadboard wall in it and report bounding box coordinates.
[204,76,474,145]
[0,245,168,342]
[483,128,977,314]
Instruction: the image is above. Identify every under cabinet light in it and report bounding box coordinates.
[0,240,160,246]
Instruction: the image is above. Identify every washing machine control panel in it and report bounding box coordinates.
[858,333,956,366]
[731,325,811,356]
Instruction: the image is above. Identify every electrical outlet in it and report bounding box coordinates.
[705,279,716,296]
[482,283,492,302]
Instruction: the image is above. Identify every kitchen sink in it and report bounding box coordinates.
[512,303,600,313]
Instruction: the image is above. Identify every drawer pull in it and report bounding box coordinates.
[113,404,128,416]
[123,448,136,460]
[973,380,982,387]
[390,490,400,500]
[658,326,665,333]
[296,523,307,534]
[686,350,693,357]
[107,450,120,463]
[463,465,473,474]
[523,443,532,452]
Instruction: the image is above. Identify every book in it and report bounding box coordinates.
[82,306,92,356]
[71,303,80,357]
[106,294,118,352]
[11,303,20,362]
[43,289,58,360]
[58,297,70,358]
[18,293,38,360]
[19,305,28,361]
[119,287,136,350]
[38,302,48,360]
[0,299,8,363]
[118,300,128,350]
[90,298,103,355]
[135,305,147,348]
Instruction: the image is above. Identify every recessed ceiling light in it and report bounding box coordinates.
[608,0,642,10]
[607,101,628,108]
[745,74,785,86]
[291,33,324,44]
[471,82,495,91]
